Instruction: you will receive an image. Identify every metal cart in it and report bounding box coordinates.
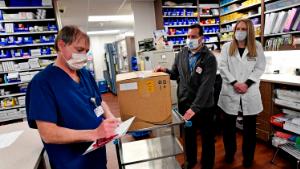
[114,109,189,169]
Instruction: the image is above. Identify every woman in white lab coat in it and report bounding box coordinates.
[218,19,266,168]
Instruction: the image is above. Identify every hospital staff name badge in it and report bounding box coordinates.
[94,106,104,117]
[196,66,203,74]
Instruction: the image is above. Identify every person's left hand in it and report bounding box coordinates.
[233,82,248,94]
[183,109,195,120]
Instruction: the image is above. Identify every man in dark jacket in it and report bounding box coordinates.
[155,24,217,169]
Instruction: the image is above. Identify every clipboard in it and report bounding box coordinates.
[83,117,135,155]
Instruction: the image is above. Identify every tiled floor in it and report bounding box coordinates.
[102,93,294,169]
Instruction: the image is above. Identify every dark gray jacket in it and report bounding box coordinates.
[166,46,217,113]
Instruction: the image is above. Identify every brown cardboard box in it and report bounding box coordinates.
[116,71,172,131]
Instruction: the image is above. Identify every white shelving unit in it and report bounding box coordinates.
[0,67,45,75]
[0,0,60,124]
[0,54,57,62]
[219,0,262,44]
[0,42,55,49]
[0,18,56,23]
[220,2,261,16]
[0,30,58,36]
[264,3,300,14]
[0,93,25,99]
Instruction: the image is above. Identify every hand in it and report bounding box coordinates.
[93,118,120,140]
[154,66,166,72]
[183,109,195,120]
[233,82,248,94]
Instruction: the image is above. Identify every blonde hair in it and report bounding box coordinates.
[229,19,257,57]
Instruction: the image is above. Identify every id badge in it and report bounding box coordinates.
[94,106,104,117]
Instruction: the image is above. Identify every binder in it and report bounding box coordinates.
[268,12,279,34]
[292,14,300,31]
[272,11,287,33]
[264,13,271,35]
[283,8,299,32]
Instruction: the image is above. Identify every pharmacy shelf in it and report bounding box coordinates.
[220,25,261,34]
[264,3,300,14]
[264,31,300,37]
[0,93,26,99]
[163,16,197,18]
[0,18,56,23]
[220,2,261,16]
[274,102,300,112]
[220,39,232,42]
[220,30,233,33]
[162,6,197,9]
[220,35,260,42]
[204,41,219,44]
[220,0,240,8]
[0,6,53,9]
[200,24,219,26]
[0,81,29,87]
[200,15,219,18]
[167,34,187,37]
[0,67,45,75]
[0,105,25,111]
[0,54,57,62]
[220,13,261,25]
[173,44,186,46]
[165,25,191,27]
[0,30,57,36]
[0,42,55,49]
[0,115,26,123]
[204,32,219,35]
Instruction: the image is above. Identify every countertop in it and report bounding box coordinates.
[0,122,43,169]
[261,74,300,86]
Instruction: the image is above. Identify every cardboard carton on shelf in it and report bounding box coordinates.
[116,71,172,131]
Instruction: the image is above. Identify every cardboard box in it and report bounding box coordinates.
[116,71,172,131]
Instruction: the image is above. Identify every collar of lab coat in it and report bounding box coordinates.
[235,47,249,63]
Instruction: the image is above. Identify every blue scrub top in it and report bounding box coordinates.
[26,64,107,169]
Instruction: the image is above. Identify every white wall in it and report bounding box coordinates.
[264,50,300,75]
[132,1,156,55]
[89,35,116,81]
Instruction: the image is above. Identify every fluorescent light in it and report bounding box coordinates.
[87,30,120,35]
[88,14,134,22]
[124,31,134,36]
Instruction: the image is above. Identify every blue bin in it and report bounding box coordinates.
[98,80,108,93]
[31,0,42,6]
[7,0,41,6]
[131,131,151,139]
[7,0,31,6]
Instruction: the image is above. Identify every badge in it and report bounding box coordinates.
[247,57,256,61]
[195,66,203,74]
[94,106,104,117]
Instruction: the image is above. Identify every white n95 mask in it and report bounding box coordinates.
[186,38,199,50]
[66,53,88,70]
[235,31,247,41]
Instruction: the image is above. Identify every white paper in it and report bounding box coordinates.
[120,82,138,91]
[114,117,135,136]
[0,130,23,149]
[83,117,135,155]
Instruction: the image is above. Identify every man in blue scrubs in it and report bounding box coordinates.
[26,25,120,169]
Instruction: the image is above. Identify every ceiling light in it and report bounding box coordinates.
[88,14,134,22]
[87,30,120,35]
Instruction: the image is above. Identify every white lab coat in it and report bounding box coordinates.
[218,41,266,116]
